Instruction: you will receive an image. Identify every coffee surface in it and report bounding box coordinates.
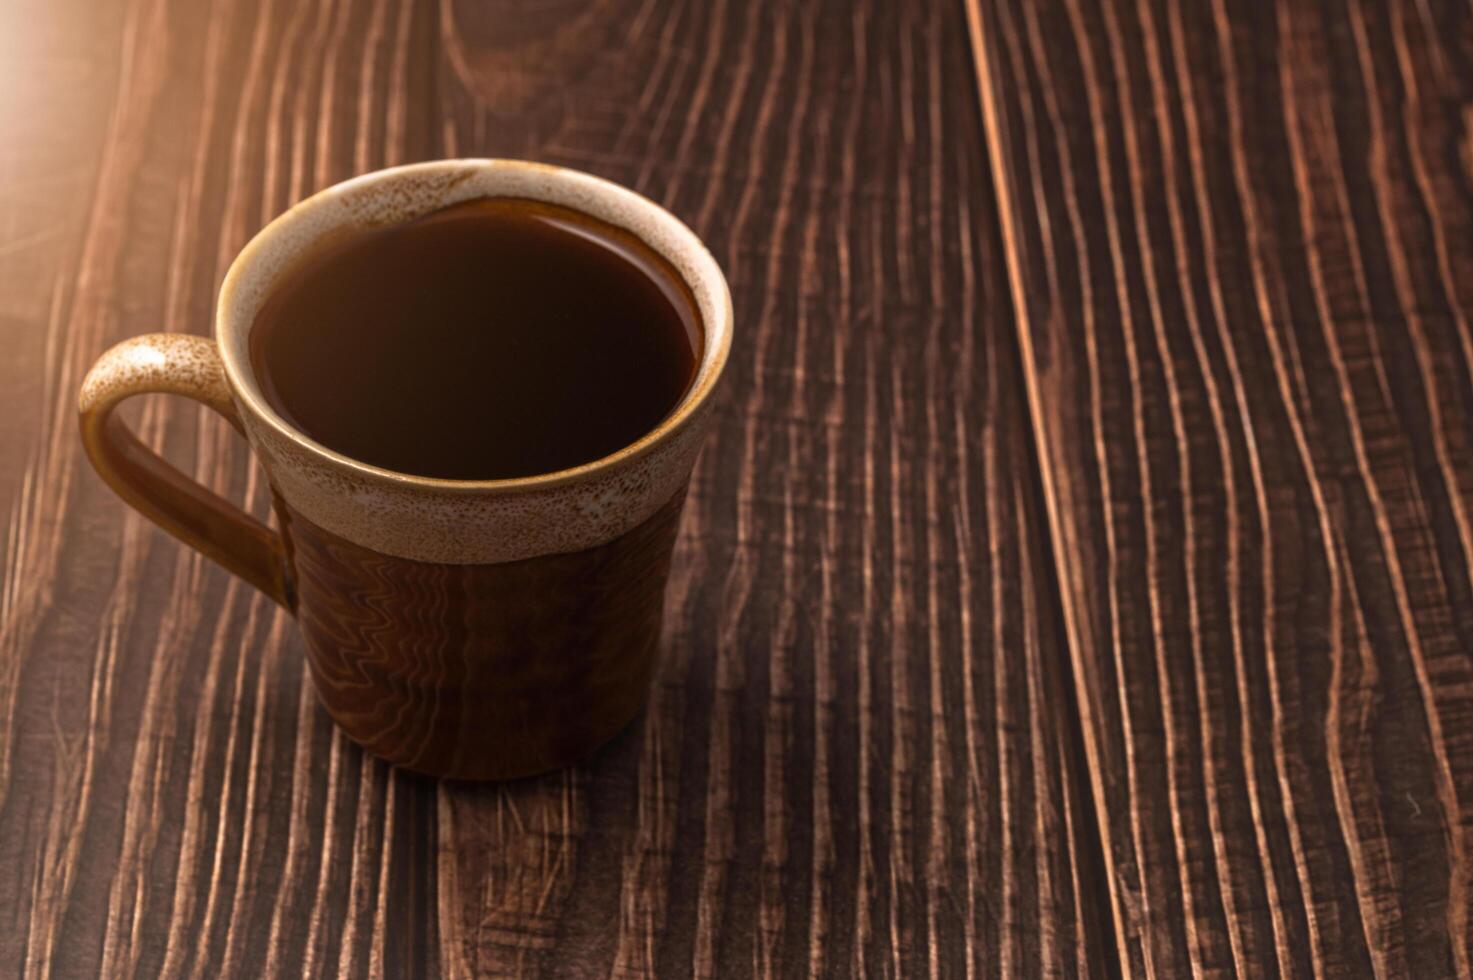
[250,197,701,480]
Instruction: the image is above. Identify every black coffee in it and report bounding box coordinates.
[250,197,702,480]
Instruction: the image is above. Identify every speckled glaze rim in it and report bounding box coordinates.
[215,159,732,495]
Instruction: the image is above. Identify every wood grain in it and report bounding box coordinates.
[969,0,1473,974]
[0,0,1105,975]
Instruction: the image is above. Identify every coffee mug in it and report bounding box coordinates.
[78,160,732,780]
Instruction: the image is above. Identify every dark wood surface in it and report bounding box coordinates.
[971,0,1473,975]
[0,0,1107,976]
[5,0,1473,975]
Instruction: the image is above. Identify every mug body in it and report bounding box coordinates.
[214,161,732,780]
[279,488,686,780]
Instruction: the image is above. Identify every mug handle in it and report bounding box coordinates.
[78,333,294,609]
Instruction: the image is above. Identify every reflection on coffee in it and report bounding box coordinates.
[249,197,702,480]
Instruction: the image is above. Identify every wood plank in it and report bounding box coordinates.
[0,0,442,975]
[0,0,1108,975]
[969,0,1473,973]
[430,0,1108,975]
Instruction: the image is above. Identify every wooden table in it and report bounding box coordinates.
[1,0,1468,975]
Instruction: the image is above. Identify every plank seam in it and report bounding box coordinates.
[960,0,1131,976]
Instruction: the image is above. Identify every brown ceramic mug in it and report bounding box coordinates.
[78,160,732,780]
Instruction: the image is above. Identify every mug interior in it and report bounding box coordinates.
[215,159,732,489]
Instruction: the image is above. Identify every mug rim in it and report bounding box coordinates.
[215,159,733,494]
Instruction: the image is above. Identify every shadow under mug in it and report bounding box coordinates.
[78,160,733,781]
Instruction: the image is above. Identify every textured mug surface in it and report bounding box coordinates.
[79,160,733,780]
